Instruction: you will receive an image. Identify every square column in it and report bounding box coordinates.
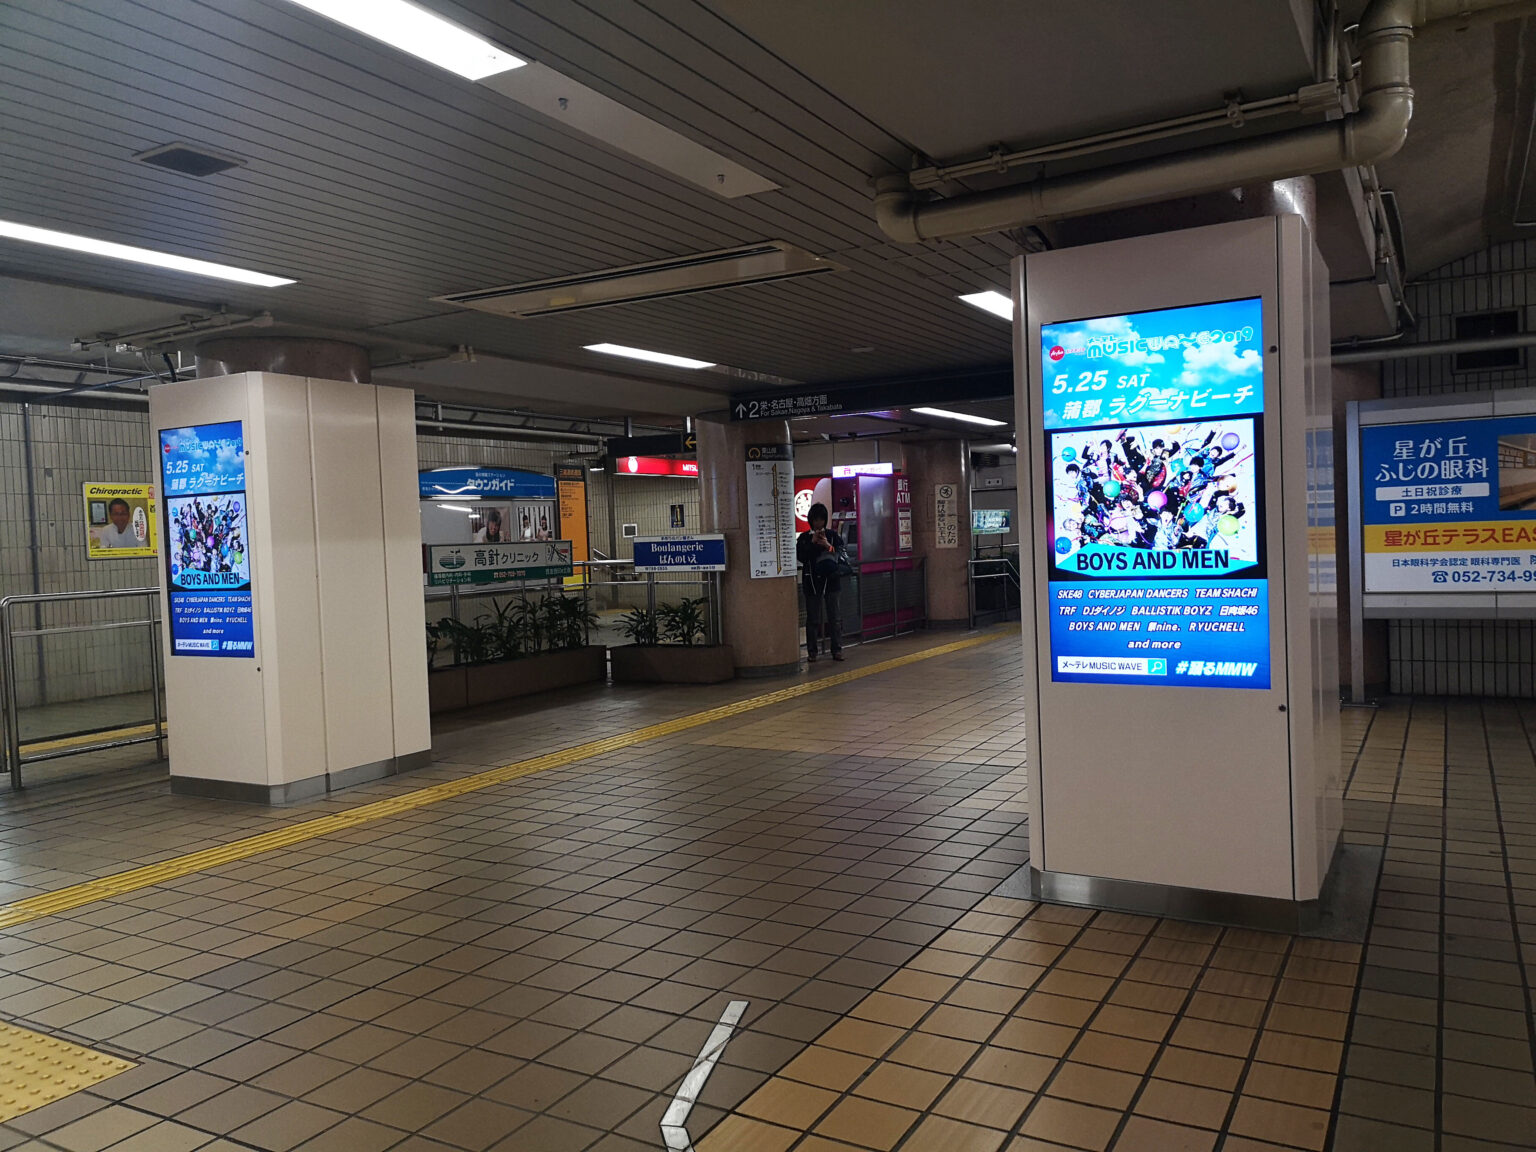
[150,371,430,803]
[1015,217,1341,930]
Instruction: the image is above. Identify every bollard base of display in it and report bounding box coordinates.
[172,748,433,806]
[1028,867,1321,935]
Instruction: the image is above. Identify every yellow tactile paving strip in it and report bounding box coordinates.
[0,629,1008,932]
[19,722,165,755]
[0,1022,133,1123]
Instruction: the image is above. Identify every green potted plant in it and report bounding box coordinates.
[610,596,735,684]
[427,591,607,713]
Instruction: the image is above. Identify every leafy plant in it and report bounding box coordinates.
[432,615,496,664]
[616,606,659,647]
[542,594,598,651]
[489,596,542,658]
[658,597,709,646]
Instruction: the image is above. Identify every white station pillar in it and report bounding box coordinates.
[1015,216,1341,930]
[150,372,431,803]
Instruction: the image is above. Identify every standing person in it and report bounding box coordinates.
[796,503,845,663]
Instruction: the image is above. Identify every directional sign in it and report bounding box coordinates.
[730,368,1010,421]
[607,433,696,457]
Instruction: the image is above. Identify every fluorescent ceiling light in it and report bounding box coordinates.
[0,218,295,287]
[959,290,1013,321]
[282,0,526,81]
[584,343,715,370]
[911,406,1007,428]
[436,504,473,513]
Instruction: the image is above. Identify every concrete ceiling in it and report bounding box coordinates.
[0,0,1527,429]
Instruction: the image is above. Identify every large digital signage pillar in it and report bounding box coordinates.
[1015,217,1340,929]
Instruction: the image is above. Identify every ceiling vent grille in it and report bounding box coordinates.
[131,143,246,178]
[435,242,843,318]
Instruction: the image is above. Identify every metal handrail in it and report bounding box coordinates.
[0,587,165,790]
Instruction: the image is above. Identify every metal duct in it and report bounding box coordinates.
[873,0,1521,243]
[1332,331,1536,363]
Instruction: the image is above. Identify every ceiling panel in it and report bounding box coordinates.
[0,0,1521,419]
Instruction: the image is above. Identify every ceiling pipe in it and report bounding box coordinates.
[1332,331,1536,363]
[874,0,1521,244]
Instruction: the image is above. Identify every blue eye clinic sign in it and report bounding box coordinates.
[1042,298,1271,689]
[632,535,727,573]
[160,421,255,658]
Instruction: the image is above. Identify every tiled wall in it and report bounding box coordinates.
[587,473,701,561]
[0,404,601,710]
[1380,240,1536,695]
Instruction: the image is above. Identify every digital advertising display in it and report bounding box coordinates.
[159,421,255,657]
[1042,298,1271,688]
[1359,414,1536,592]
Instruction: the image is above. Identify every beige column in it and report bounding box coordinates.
[904,439,973,627]
[698,415,802,676]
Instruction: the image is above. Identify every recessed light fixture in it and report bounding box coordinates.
[281,0,526,81]
[0,218,296,287]
[585,343,715,370]
[911,406,1007,428]
[959,290,1013,321]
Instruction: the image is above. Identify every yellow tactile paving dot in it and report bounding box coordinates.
[0,1021,134,1123]
[0,628,1009,932]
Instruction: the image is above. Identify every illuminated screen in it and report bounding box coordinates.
[973,508,1011,534]
[1042,298,1271,689]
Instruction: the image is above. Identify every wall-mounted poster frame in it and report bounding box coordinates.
[1346,386,1536,702]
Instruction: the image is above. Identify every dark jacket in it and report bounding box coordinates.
[797,527,845,594]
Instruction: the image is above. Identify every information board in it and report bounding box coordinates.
[935,483,961,548]
[159,421,254,658]
[1042,297,1270,688]
[83,482,157,559]
[745,445,795,578]
[1359,415,1536,591]
[632,535,726,572]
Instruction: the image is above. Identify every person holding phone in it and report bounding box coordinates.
[796,502,845,663]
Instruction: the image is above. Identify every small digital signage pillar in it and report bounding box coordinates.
[1014,217,1340,930]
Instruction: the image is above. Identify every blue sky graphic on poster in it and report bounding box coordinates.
[159,421,245,495]
[1042,298,1263,430]
[1042,298,1270,689]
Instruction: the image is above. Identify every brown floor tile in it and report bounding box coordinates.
[1133,1079,1231,1131]
[904,1115,1008,1151]
[1022,1095,1123,1151]
[935,1078,1034,1130]
[1227,1096,1330,1152]
[1111,1115,1218,1152]
[1048,1062,1141,1111]
[737,1077,840,1130]
[814,1095,920,1149]
[851,1061,950,1110]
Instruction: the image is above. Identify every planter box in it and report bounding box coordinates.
[610,644,736,685]
[431,646,607,713]
[428,666,468,713]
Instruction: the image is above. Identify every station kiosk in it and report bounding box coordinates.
[1014,217,1340,929]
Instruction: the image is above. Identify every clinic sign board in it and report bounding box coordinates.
[427,541,573,586]
[83,482,157,559]
[1358,416,1536,592]
[632,535,726,572]
[1042,297,1270,688]
[159,422,255,657]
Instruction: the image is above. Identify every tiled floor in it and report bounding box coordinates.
[0,631,1528,1151]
